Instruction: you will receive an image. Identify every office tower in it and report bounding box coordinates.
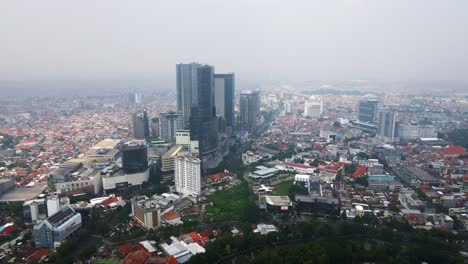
[239,91,260,132]
[378,110,397,142]
[176,63,218,157]
[358,99,379,122]
[214,73,235,128]
[151,117,160,138]
[159,111,184,143]
[132,110,150,140]
[304,97,323,118]
[122,141,148,174]
[128,92,142,104]
[174,154,201,197]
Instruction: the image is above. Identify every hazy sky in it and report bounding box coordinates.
[2,0,468,92]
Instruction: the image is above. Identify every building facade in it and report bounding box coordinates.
[358,99,379,122]
[159,111,184,143]
[131,196,161,230]
[214,73,235,129]
[132,110,150,140]
[174,155,201,197]
[378,110,397,142]
[239,91,260,133]
[122,141,148,174]
[33,206,82,249]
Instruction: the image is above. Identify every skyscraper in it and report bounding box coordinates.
[150,117,160,138]
[214,73,235,129]
[132,110,150,140]
[122,141,148,174]
[176,63,218,157]
[159,111,184,143]
[358,99,379,122]
[239,91,260,133]
[174,154,201,197]
[378,110,397,142]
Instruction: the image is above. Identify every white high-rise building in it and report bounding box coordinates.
[304,97,323,118]
[174,155,201,197]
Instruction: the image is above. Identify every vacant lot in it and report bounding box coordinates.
[206,181,257,222]
[274,180,294,196]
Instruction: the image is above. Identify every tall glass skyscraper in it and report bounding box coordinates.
[176,63,218,157]
[240,91,260,133]
[358,99,379,122]
[378,110,397,142]
[214,73,235,128]
[132,110,150,139]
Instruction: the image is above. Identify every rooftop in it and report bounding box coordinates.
[265,195,292,207]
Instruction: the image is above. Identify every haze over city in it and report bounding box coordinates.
[2,0,468,95]
[1,1,468,264]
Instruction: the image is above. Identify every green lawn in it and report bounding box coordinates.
[274,180,294,196]
[206,181,257,222]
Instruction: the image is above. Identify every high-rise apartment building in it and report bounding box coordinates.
[122,141,148,174]
[239,91,260,132]
[176,63,218,157]
[174,154,201,197]
[378,110,397,142]
[304,98,323,118]
[132,110,150,140]
[159,111,184,143]
[214,73,235,129]
[358,99,379,122]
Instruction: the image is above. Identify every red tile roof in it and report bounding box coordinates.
[162,210,181,221]
[206,172,235,181]
[282,162,313,169]
[166,256,179,264]
[118,243,133,256]
[101,196,119,207]
[440,145,466,156]
[123,249,151,264]
[351,165,367,178]
[27,248,50,261]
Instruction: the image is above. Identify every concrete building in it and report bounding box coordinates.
[262,196,293,215]
[131,196,161,230]
[50,162,83,183]
[240,91,260,132]
[174,155,201,197]
[101,163,149,192]
[33,206,82,249]
[23,199,47,222]
[47,195,70,217]
[161,145,184,173]
[398,125,437,141]
[159,111,184,143]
